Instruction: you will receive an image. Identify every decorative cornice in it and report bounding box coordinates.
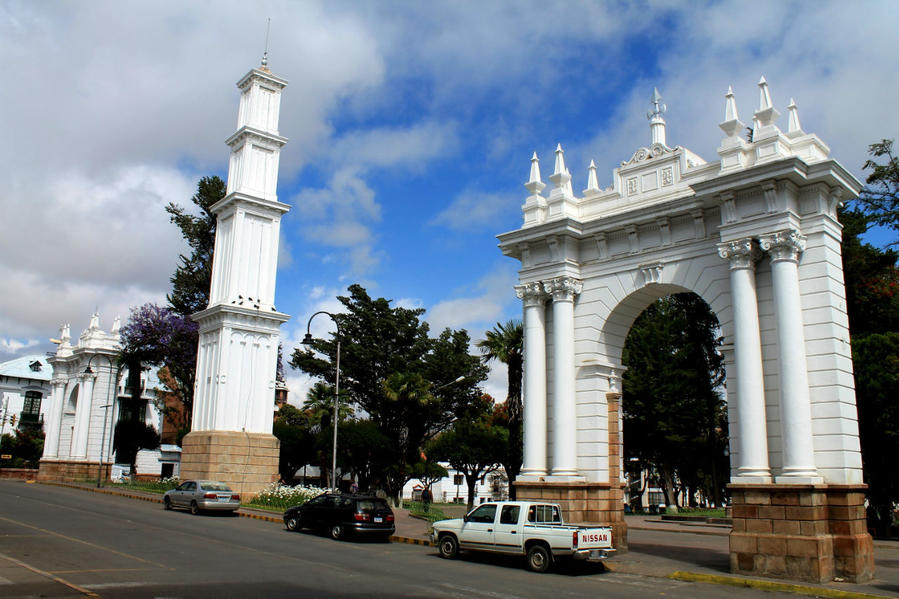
[759,229,806,263]
[543,276,583,302]
[717,238,760,270]
[225,126,288,150]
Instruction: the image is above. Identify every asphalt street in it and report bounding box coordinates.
[0,480,815,598]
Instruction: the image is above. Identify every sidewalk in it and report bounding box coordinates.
[35,482,899,598]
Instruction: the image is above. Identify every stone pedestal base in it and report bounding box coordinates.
[729,484,874,583]
[38,459,112,482]
[180,431,279,499]
[514,480,627,551]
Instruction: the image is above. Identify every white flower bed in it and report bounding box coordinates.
[250,482,327,508]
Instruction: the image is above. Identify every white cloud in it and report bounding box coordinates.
[431,190,520,232]
[426,263,519,334]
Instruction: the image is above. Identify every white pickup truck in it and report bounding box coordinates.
[431,500,614,572]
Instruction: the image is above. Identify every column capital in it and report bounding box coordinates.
[543,276,583,302]
[515,282,547,307]
[717,238,761,270]
[79,372,97,382]
[759,229,806,263]
[50,377,67,387]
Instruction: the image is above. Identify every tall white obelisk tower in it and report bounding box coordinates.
[179,56,290,497]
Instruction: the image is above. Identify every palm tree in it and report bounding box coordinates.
[477,320,523,496]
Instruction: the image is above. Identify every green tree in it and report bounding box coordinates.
[427,415,507,511]
[290,284,489,497]
[273,403,316,484]
[338,419,394,491]
[477,320,523,497]
[112,419,160,475]
[165,176,225,316]
[853,333,899,534]
[858,139,899,244]
[621,293,726,511]
[409,459,449,493]
[0,425,44,468]
[839,157,899,533]
[839,207,899,335]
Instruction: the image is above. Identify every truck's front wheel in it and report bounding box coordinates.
[438,535,459,559]
[526,544,551,573]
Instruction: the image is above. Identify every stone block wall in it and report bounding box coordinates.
[180,430,279,499]
[38,459,111,482]
[729,484,873,583]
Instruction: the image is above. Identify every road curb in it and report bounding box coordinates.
[391,535,433,546]
[669,571,888,599]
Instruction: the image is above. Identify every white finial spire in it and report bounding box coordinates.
[525,152,546,195]
[754,76,780,128]
[261,18,271,71]
[528,152,542,184]
[786,98,801,135]
[111,316,121,335]
[725,86,738,121]
[586,160,599,192]
[647,87,667,146]
[719,85,745,138]
[89,312,100,330]
[549,144,572,193]
[553,143,566,176]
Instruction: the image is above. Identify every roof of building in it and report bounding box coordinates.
[0,354,53,382]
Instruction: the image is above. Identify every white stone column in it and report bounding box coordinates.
[545,276,582,477]
[71,371,95,459]
[718,239,771,481]
[517,282,548,478]
[41,377,66,459]
[760,229,821,482]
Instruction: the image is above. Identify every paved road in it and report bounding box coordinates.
[0,480,805,598]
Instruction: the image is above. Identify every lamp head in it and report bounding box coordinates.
[301,333,314,346]
[83,365,93,374]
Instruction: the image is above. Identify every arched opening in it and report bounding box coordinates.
[617,291,729,515]
[65,385,78,415]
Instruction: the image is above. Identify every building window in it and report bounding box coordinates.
[23,392,42,414]
[28,360,42,372]
[118,398,147,422]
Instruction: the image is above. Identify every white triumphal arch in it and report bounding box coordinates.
[498,80,873,583]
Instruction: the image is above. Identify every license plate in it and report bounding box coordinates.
[374,517,383,523]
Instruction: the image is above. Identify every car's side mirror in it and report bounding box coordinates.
[463,515,470,523]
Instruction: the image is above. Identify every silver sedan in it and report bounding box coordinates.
[163,480,241,515]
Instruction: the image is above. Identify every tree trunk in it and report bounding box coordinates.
[465,472,479,512]
[660,468,678,514]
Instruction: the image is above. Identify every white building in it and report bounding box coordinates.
[0,354,53,436]
[403,465,504,505]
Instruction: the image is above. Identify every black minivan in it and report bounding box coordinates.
[283,493,395,541]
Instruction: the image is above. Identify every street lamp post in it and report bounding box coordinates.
[302,311,341,491]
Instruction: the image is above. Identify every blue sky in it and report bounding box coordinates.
[1,1,897,401]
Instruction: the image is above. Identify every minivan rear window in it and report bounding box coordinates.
[357,499,389,511]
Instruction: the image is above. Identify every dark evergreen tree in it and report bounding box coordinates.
[166,176,225,316]
[621,293,727,511]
